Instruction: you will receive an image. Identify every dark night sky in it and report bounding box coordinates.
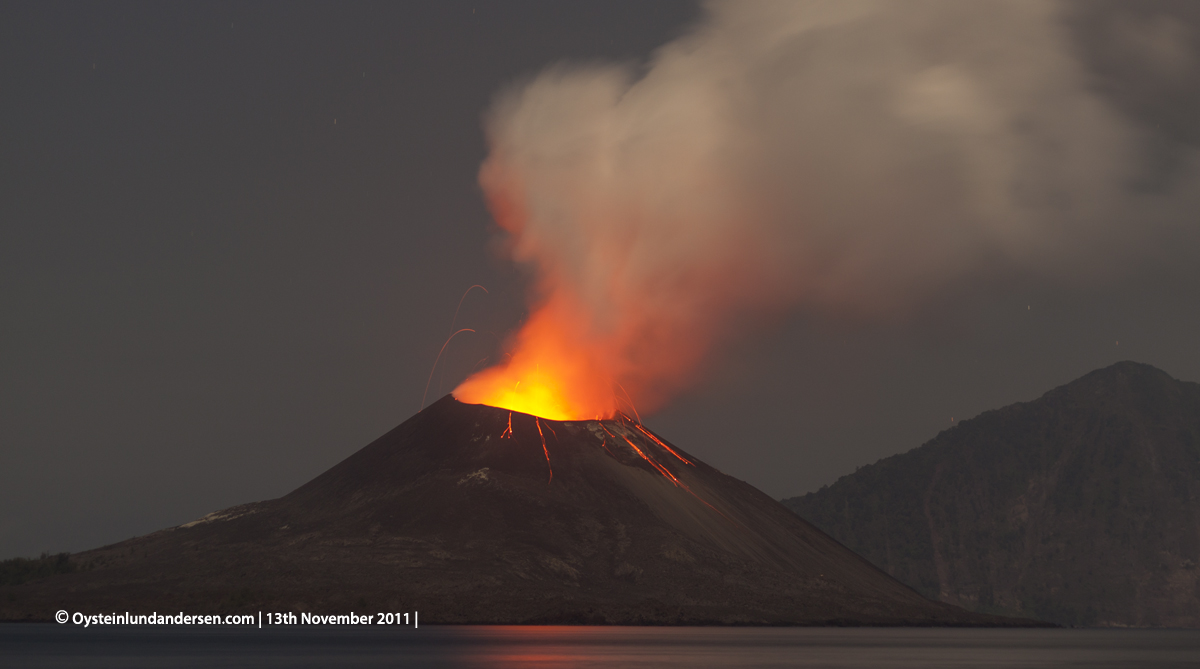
[2,1,1198,559]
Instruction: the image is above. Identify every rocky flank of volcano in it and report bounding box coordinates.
[784,362,1200,628]
[3,396,1030,625]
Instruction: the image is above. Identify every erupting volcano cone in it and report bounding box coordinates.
[3,397,1038,624]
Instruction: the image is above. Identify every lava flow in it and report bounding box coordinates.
[486,401,724,519]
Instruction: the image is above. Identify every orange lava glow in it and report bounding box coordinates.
[452,296,622,420]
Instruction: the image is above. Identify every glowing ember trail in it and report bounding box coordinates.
[615,383,641,424]
[535,418,553,483]
[481,401,729,517]
[634,424,693,467]
[597,422,734,521]
[500,412,513,439]
[598,424,678,485]
[421,328,475,411]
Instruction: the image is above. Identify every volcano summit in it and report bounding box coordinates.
[3,397,1029,625]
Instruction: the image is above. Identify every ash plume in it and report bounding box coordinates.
[467,0,1200,415]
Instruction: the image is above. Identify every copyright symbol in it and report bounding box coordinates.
[55,610,69,624]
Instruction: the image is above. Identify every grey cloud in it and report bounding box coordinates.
[479,0,1200,409]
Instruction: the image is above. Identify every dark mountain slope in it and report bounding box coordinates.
[784,361,1200,627]
[2,396,1028,625]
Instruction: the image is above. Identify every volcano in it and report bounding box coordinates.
[3,397,1031,625]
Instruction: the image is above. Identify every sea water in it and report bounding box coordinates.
[3,624,1199,668]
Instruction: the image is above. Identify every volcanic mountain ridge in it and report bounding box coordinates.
[3,396,1036,625]
[784,361,1200,627]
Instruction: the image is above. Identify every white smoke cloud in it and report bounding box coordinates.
[475,0,1200,408]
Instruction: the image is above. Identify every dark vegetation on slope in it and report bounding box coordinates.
[0,553,74,587]
[784,362,1200,627]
